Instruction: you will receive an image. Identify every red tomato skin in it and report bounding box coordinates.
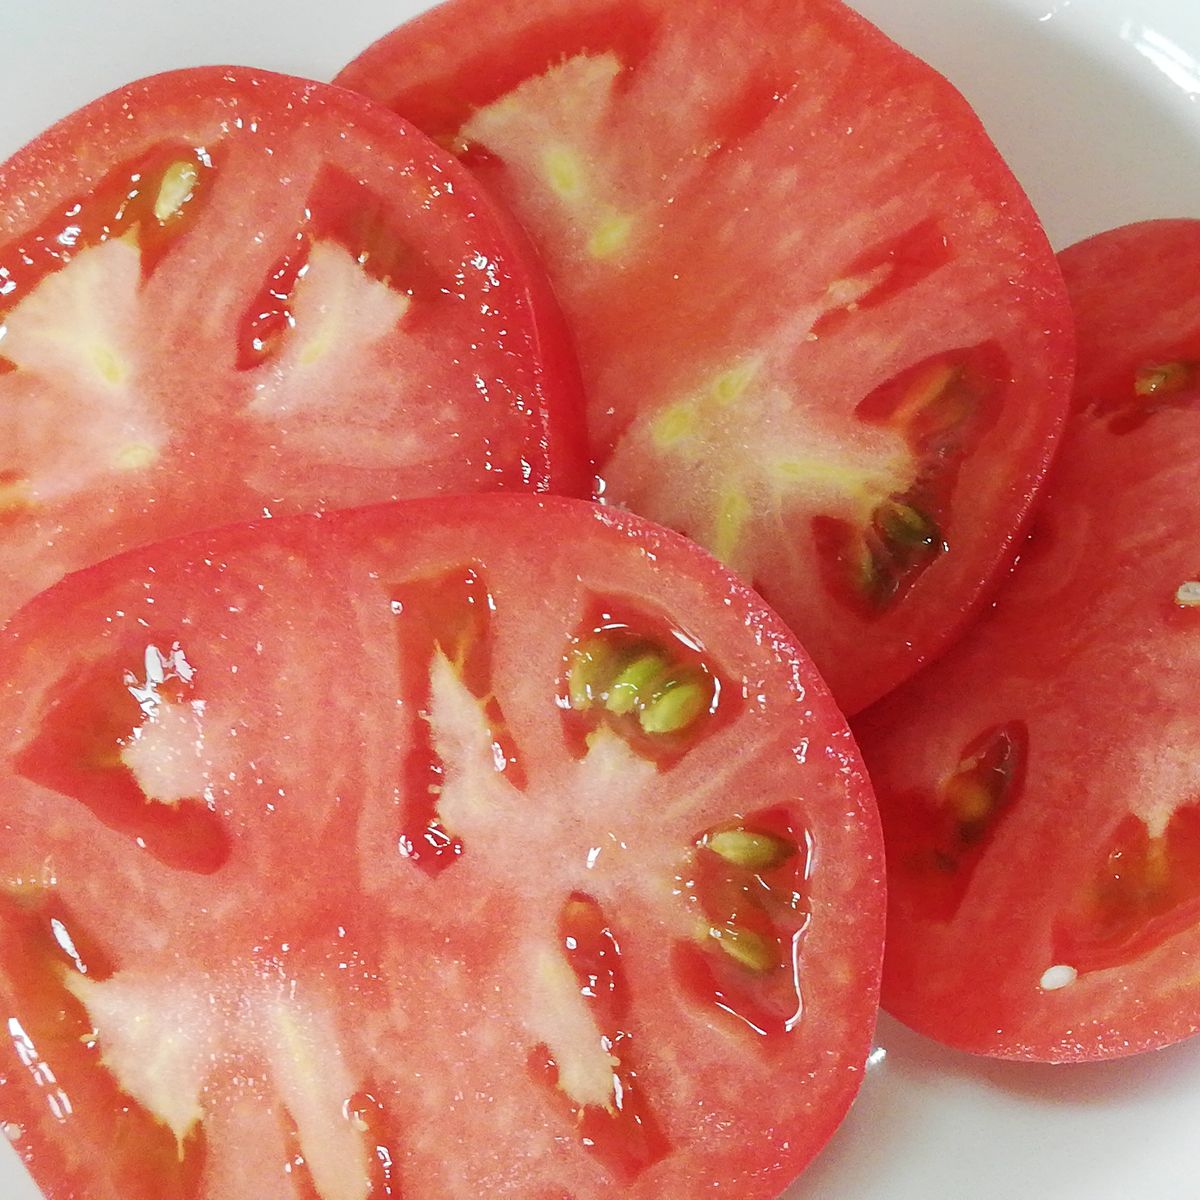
[854,219,1200,1061]
[0,495,883,1199]
[336,0,1074,716]
[0,66,590,624]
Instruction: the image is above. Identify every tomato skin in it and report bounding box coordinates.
[0,496,883,1198]
[0,66,589,624]
[337,0,1073,714]
[854,220,1200,1062]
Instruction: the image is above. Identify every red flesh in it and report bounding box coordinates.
[0,496,883,1197]
[337,0,1073,712]
[855,219,1200,1060]
[0,67,588,622]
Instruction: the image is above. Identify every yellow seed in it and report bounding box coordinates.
[605,653,667,716]
[710,362,757,406]
[769,457,876,491]
[706,828,796,871]
[1134,361,1192,396]
[91,343,127,387]
[639,677,706,735]
[1145,835,1170,894]
[543,147,586,201]
[588,213,633,259]
[708,923,777,973]
[946,778,993,826]
[711,484,752,564]
[154,160,200,223]
[651,402,698,448]
[298,330,334,367]
[113,442,158,471]
[0,476,33,515]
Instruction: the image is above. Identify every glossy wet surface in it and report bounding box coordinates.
[2,0,1200,1197]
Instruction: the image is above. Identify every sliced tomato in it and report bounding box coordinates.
[0,496,883,1198]
[853,219,1200,1060]
[0,67,588,624]
[336,0,1074,713]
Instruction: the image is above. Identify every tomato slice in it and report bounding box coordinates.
[0,496,883,1198]
[336,0,1074,713]
[0,67,588,624]
[853,219,1200,1061]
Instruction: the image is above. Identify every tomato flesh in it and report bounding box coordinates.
[0,67,587,623]
[854,219,1200,1060]
[0,496,883,1198]
[337,0,1073,712]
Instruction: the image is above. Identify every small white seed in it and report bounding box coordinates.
[1175,580,1200,608]
[1039,964,1077,991]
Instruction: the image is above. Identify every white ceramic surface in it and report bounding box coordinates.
[1,1,1198,1197]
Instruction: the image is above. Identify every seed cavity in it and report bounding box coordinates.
[818,341,1007,617]
[811,218,951,338]
[564,607,728,765]
[237,165,424,372]
[674,807,812,1038]
[390,565,522,874]
[896,721,1028,922]
[1095,355,1199,433]
[15,651,231,875]
[863,493,945,608]
[1052,802,1200,975]
[530,893,668,1181]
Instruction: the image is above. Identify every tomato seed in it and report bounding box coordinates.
[1174,580,1200,607]
[1134,360,1194,396]
[705,828,797,872]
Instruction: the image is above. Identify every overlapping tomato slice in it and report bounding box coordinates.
[0,496,883,1198]
[855,219,1200,1060]
[0,67,587,622]
[337,0,1073,712]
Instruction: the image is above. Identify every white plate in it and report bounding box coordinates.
[1,1,1198,1197]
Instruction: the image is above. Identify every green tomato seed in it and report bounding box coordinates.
[639,677,707,734]
[605,652,668,715]
[707,828,796,871]
[1134,360,1192,396]
[878,499,939,551]
[708,924,777,973]
[568,638,617,709]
